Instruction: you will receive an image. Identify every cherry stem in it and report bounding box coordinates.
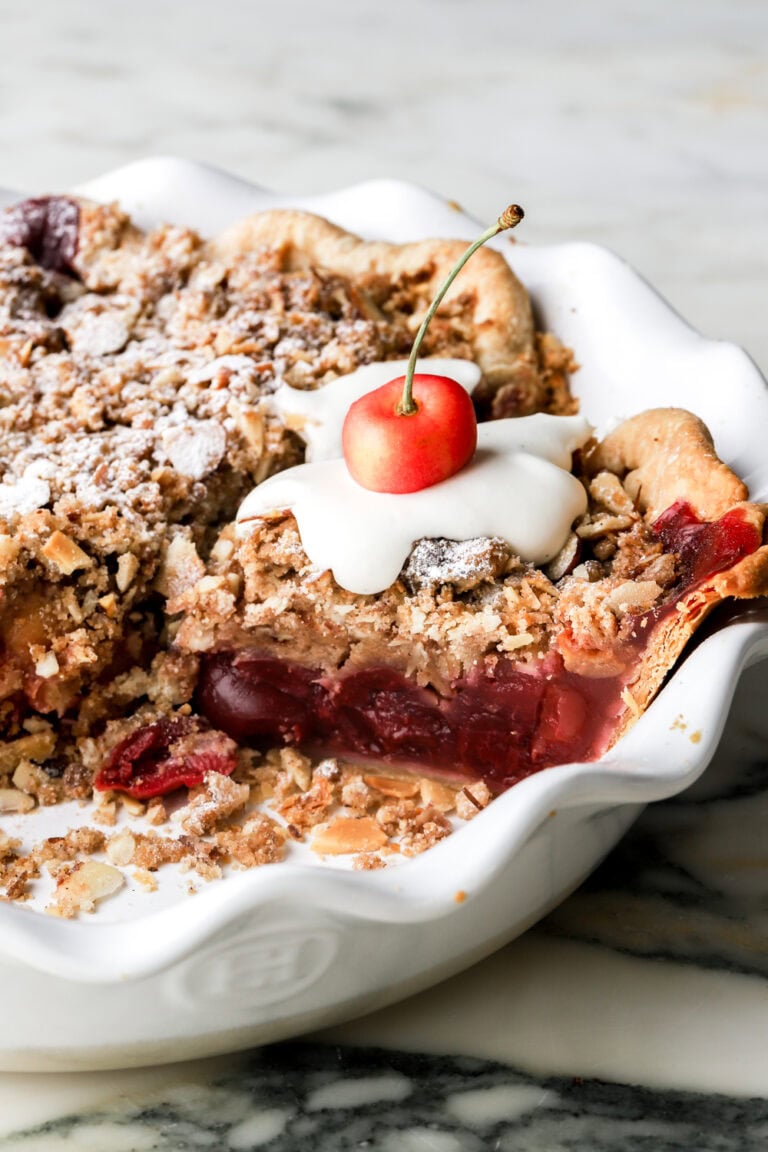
[396,204,525,416]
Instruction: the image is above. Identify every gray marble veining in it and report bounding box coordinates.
[4,1045,768,1151]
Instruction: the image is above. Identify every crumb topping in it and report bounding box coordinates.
[176,464,680,688]
[0,196,565,758]
[0,747,485,915]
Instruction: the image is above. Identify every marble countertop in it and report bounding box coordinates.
[1,0,767,1146]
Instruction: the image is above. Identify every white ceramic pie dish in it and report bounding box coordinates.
[0,158,766,1072]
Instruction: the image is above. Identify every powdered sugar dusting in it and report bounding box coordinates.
[0,469,51,517]
[162,420,227,480]
[0,200,454,539]
[401,537,513,593]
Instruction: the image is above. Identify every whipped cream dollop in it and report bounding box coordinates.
[238,412,593,595]
[271,358,482,462]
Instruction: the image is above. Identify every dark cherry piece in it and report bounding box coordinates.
[0,196,80,275]
[197,502,761,793]
[197,652,320,744]
[94,716,237,799]
[652,499,760,587]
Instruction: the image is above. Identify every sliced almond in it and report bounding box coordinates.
[12,758,49,795]
[98,592,118,617]
[543,532,580,581]
[235,406,265,455]
[42,530,93,575]
[155,534,205,601]
[145,798,168,826]
[116,552,139,593]
[106,828,136,867]
[0,786,35,814]
[119,794,147,817]
[589,471,636,515]
[419,778,457,813]
[363,774,421,799]
[606,580,662,615]
[0,730,56,774]
[576,513,635,540]
[51,861,124,917]
[311,816,388,856]
[279,747,312,792]
[499,631,535,652]
[194,574,226,595]
[210,536,235,564]
[34,651,60,679]
[225,571,243,596]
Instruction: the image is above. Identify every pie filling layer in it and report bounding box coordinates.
[196,502,760,792]
[197,650,623,792]
[93,502,760,797]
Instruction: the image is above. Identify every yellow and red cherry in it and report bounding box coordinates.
[342,372,476,494]
[342,204,524,495]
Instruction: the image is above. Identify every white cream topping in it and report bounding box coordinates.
[271,358,482,462]
[237,413,593,595]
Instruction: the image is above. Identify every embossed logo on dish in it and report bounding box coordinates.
[172,922,339,1011]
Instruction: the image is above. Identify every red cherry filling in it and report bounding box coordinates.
[94,716,237,799]
[197,653,319,744]
[0,196,80,275]
[195,502,760,793]
[652,499,760,587]
[94,503,757,799]
[196,652,625,791]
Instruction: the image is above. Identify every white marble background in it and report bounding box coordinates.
[0,0,766,370]
[0,0,767,1137]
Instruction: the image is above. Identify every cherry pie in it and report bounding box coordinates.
[0,195,765,817]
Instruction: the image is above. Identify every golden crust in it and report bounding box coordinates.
[708,534,768,600]
[618,554,768,743]
[207,209,535,390]
[579,409,768,737]
[586,408,748,521]
[585,405,768,600]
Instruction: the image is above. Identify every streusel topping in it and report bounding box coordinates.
[0,196,565,740]
[174,462,681,690]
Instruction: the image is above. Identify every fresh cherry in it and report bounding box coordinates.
[342,204,524,494]
[342,372,476,494]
